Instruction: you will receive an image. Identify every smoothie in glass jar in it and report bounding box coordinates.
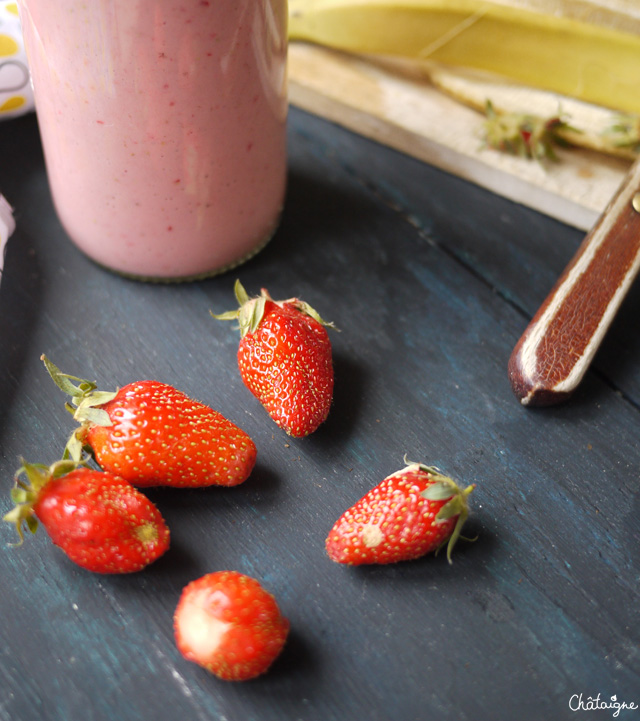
[19,0,288,280]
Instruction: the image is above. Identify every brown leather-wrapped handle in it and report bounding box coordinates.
[509,158,640,406]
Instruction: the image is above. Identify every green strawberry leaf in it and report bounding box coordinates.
[422,481,456,502]
[4,502,39,544]
[64,429,86,463]
[443,510,470,563]
[435,497,463,521]
[291,299,337,329]
[76,391,118,409]
[50,458,85,478]
[42,353,117,438]
[10,486,30,504]
[75,406,113,427]
[19,461,50,492]
[234,278,250,306]
[41,354,97,400]
[4,459,88,545]
[210,280,267,338]
[246,295,267,335]
[25,515,39,535]
[211,279,336,339]
[211,309,239,322]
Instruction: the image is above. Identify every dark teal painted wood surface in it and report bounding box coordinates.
[0,109,638,721]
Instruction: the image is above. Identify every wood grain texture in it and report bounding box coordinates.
[0,111,638,721]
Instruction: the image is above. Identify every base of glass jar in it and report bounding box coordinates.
[85,220,279,283]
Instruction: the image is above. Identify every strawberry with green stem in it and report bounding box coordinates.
[212,280,335,438]
[4,459,170,573]
[326,461,475,565]
[41,355,256,488]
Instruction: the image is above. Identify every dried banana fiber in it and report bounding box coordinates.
[427,64,638,159]
[288,0,640,114]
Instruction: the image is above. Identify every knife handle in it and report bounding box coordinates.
[508,158,640,406]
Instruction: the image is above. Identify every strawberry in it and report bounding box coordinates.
[41,355,256,488]
[326,462,475,565]
[174,570,289,681]
[212,280,335,438]
[3,460,170,573]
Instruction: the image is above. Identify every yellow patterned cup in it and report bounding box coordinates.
[0,0,33,118]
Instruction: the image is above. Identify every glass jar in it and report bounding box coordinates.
[19,0,288,280]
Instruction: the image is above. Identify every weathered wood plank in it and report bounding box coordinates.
[0,110,637,721]
[288,42,633,231]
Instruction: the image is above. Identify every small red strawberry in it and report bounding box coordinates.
[3,460,170,573]
[326,462,475,565]
[174,570,289,681]
[41,355,256,488]
[212,280,335,438]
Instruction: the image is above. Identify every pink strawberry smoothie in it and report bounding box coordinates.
[19,0,288,280]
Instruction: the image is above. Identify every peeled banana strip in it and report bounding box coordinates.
[288,0,640,114]
[426,64,638,159]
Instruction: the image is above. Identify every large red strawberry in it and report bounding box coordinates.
[174,570,289,681]
[41,355,256,488]
[3,460,170,573]
[326,462,475,565]
[212,280,335,438]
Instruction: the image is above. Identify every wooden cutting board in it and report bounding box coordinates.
[288,42,633,231]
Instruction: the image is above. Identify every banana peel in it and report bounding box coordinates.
[425,64,638,160]
[288,0,640,114]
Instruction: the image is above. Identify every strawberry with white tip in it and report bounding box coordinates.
[174,570,289,681]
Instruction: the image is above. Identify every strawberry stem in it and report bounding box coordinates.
[234,278,251,306]
[405,456,476,564]
[3,459,84,544]
[41,355,116,460]
[41,354,98,399]
[41,355,116,424]
[209,279,265,337]
[439,484,476,564]
[210,279,337,338]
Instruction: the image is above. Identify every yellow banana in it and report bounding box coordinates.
[288,0,640,114]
